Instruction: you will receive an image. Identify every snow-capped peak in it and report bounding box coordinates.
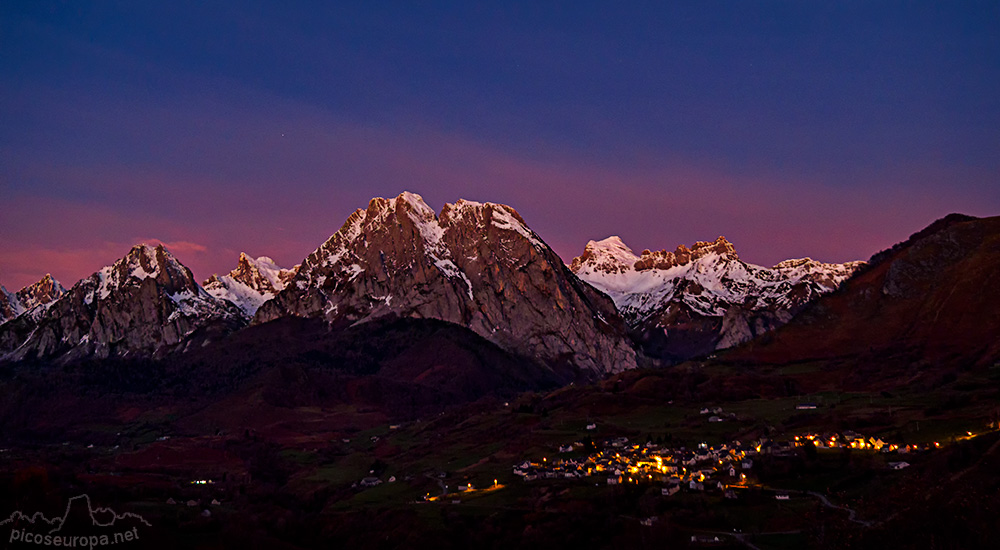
[568,237,641,294]
[570,234,865,355]
[254,192,638,375]
[16,274,66,311]
[398,190,437,220]
[204,253,297,317]
[1,243,244,361]
[295,191,548,291]
[570,236,638,273]
[571,235,864,322]
[772,257,866,287]
[1,285,25,324]
[91,244,198,303]
[232,253,292,293]
[439,198,544,248]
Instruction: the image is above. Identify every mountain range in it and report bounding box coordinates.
[0,244,244,362]
[2,197,997,550]
[569,235,863,361]
[0,191,911,379]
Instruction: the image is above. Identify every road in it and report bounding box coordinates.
[801,490,872,527]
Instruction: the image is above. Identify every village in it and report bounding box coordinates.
[508,419,927,499]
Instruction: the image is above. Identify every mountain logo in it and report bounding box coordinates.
[2,494,151,547]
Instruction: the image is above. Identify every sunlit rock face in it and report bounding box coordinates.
[0,244,244,362]
[203,253,299,318]
[571,235,864,362]
[256,192,638,377]
[0,274,67,325]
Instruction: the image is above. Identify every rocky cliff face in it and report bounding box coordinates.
[570,236,864,362]
[256,192,637,376]
[0,275,66,325]
[0,244,245,362]
[204,253,299,317]
[16,273,67,311]
[0,286,22,324]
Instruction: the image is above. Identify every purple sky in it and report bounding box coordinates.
[2,2,998,290]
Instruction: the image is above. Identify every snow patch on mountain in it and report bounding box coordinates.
[289,192,545,307]
[1,243,244,361]
[571,235,865,351]
[0,285,25,324]
[2,274,67,325]
[257,191,638,375]
[204,253,299,317]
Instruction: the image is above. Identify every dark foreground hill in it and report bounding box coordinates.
[0,316,562,444]
[724,213,1000,391]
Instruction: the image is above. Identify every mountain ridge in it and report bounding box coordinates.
[203,253,299,317]
[570,234,864,362]
[725,213,1000,388]
[0,244,244,362]
[257,192,639,377]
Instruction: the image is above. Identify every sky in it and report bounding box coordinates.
[2,1,998,290]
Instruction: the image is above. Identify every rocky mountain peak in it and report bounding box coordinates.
[203,254,298,318]
[691,236,737,259]
[1,244,244,361]
[568,236,638,276]
[257,191,637,376]
[231,253,286,294]
[93,243,199,301]
[0,285,22,324]
[633,236,738,271]
[16,273,66,310]
[571,234,864,362]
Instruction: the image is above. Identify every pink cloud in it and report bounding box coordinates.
[133,239,209,255]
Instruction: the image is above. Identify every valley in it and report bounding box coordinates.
[1,205,998,549]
